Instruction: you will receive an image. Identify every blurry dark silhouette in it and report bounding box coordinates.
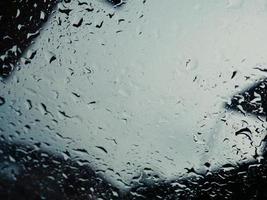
[0,0,56,77]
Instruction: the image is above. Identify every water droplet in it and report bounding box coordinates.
[45,51,57,64]
[96,146,108,154]
[0,97,5,106]
[73,17,83,28]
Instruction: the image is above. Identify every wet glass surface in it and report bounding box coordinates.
[1,0,267,199]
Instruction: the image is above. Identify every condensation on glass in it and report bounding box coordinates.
[1,0,267,199]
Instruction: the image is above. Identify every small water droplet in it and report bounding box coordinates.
[0,97,5,106]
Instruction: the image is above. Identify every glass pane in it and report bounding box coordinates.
[1,0,267,199]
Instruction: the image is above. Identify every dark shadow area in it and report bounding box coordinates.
[226,79,267,118]
[127,158,267,199]
[1,141,267,199]
[0,0,57,77]
[0,141,121,200]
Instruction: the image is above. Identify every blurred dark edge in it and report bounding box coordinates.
[226,79,267,118]
[0,141,121,200]
[1,141,267,200]
[0,0,56,77]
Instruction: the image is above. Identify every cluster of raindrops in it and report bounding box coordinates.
[1,0,267,199]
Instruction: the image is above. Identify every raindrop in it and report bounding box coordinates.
[95,146,108,154]
[0,97,5,106]
[73,17,83,28]
[72,92,80,98]
[45,51,57,64]
[73,148,89,155]
[96,21,104,28]
[58,8,72,16]
[106,0,126,7]
[235,127,253,145]
[254,66,267,73]
[25,99,32,110]
[231,71,237,79]
[58,110,72,118]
